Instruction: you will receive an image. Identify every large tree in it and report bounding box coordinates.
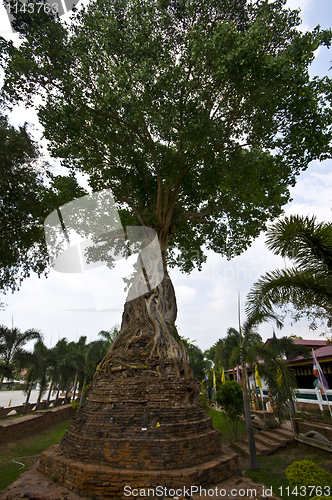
[0,111,86,294]
[1,1,332,372]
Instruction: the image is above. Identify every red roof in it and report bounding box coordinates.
[288,345,332,364]
[291,339,327,347]
[264,337,327,348]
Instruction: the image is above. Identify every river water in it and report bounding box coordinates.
[0,389,42,408]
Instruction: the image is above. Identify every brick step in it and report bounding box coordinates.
[272,427,294,439]
[231,441,250,458]
[242,438,276,456]
[233,426,294,458]
[253,433,281,452]
[259,429,293,446]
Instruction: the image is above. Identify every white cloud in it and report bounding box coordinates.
[174,286,196,304]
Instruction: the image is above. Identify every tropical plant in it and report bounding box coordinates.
[246,215,332,330]
[222,310,284,470]
[18,340,53,413]
[181,338,211,381]
[253,342,298,423]
[78,327,119,404]
[215,380,243,444]
[0,325,41,390]
[98,325,120,345]
[266,334,310,361]
[49,338,83,406]
[1,0,332,373]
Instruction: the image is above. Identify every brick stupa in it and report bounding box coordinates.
[38,276,238,498]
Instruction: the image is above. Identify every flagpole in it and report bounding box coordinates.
[324,388,332,419]
[312,349,332,419]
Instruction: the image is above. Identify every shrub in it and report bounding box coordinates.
[215,380,243,443]
[286,460,332,500]
[310,497,332,500]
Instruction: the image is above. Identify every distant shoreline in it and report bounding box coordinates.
[0,389,45,408]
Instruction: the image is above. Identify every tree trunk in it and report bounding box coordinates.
[54,387,60,407]
[72,374,78,403]
[38,269,237,496]
[22,384,32,415]
[98,273,191,379]
[240,349,259,470]
[64,385,70,405]
[46,380,53,408]
[79,379,86,406]
[36,392,41,410]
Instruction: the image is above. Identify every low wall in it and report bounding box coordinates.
[293,418,332,442]
[0,398,67,419]
[293,418,332,453]
[0,405,76,444]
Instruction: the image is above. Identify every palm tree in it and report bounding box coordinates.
[19,340,52,413]
[98,325,120,344]
[0,325,41,389]
[78,332,117,405]
[181,338,211,381]
[266,334,310,361]
[236,319,262,470]
[246,215,332,328]
[213,309,284,470]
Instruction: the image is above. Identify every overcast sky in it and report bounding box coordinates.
[0,0,332,351]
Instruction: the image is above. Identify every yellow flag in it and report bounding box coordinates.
[255,364,262,389]
[221,369,225,383]
[277,367,282,388]
[213,370,216,389]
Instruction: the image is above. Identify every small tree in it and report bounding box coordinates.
[216,380,243,444]
[181,338,211,381]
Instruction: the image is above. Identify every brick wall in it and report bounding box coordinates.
[0,405,75,444]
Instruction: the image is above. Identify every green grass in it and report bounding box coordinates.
[206,407,247,444]
[245,442,332,500]
[0,418,70,491]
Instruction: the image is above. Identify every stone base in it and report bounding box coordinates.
[38,445,238,499]
[0,459,284,500]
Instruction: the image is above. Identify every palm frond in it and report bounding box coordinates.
[266,215,332,273]
[246,267,332,320]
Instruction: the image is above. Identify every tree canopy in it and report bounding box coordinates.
[1,0,332,273]
[0,111,86,293]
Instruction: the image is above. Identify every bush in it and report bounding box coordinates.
[286,460,332,500]
[310,497,332,500]
[215,380,243,443]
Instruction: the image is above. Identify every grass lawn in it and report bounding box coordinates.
[206,407,247,444]
[246,443,332,500]
[0,418,70,491]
